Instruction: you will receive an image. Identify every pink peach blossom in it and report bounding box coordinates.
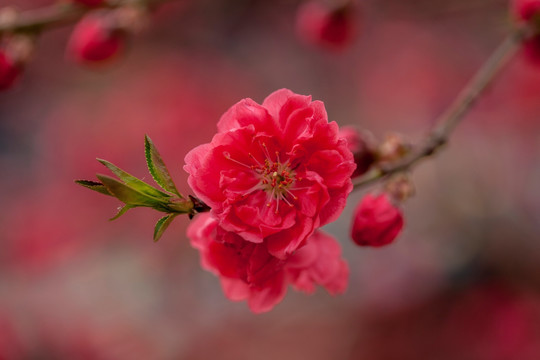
[184,89,356,259]
[187,213,348,313]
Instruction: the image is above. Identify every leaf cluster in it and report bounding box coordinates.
[76,135,208,242]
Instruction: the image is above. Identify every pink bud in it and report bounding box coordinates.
[296,1,359,50]
[351,193,404,247]
[512,0,540,21]
[339,126,375,177]
[0,50,20,90]
[67,13,125,64]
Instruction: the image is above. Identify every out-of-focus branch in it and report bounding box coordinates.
[0,4,86,35]
[0,0,173,35]
[353,27,527,190]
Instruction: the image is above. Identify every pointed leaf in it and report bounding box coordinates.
[153,213,178,242]
[75,180,112,196]
[97,158,171,199]
[96,174,167,208]
[109,204,135,221]
[145,135,182,197]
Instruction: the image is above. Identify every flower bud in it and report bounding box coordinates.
[67,13,125,64]
[339,126,375,177]
[512,0,540,22]
[0,50,20,90]
[384,174,415,202]
[295,1,359,50]
[351,193,404,247]
[377,133,411,163]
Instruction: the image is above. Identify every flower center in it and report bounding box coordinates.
[223,142,302,213]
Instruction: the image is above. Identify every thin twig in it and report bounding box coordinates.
[0,4,86,35]
[353,28,527,190]
[0,0,174,35]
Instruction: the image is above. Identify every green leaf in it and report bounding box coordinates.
[97,158,171,199]
[109,204,135,221]
[145,135,182,197]
[96,174,167,208]
[153,213,178,242]
[75,179,112,196]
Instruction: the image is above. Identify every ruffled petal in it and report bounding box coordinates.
[217,98,277,134]
[286,230,349,295]
[246,272,288,313]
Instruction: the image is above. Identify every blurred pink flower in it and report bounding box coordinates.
[295,1,359,50]
[441,282,540,360]
[351,193,404,247]
[67,13,125,64]
[0,50,20,90]
[184,89,355,259]
[2,184,104,272]
[188,213,348,313]
[349,280,540,360]
[512,0,540,21]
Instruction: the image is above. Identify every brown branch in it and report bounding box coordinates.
[0,0,173,35]
[353,27,527,190]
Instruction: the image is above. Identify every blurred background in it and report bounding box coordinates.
[1,0,540,358]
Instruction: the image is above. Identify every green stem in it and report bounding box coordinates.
[353,28,527,191]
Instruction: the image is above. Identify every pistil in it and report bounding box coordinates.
[223,142,299,213]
